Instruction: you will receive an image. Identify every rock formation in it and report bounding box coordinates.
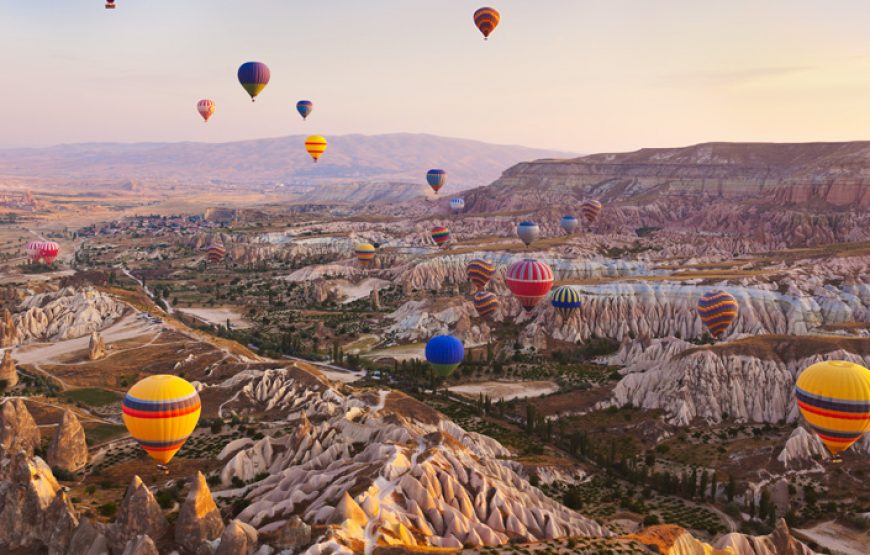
[0,398,41,457]
[0,309,14,347]
[175,471,224,553]
[88,331,106,360]
[108,476,169,552]
[259,515,311,551]
[120,534,159,555]
[370,287,380,311]
[66,518,110,555]
[214,520,258,555]
[15,287,126,344]
[715,518,816,555]
[47,409,89,473]
[0,349,18,388]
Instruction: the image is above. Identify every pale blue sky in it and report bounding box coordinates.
[4,1,870,152]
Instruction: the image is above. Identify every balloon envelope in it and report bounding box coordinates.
[473,291,500,319]
[795,360,870,457]
[560,215,579,234]
[581,200,603,225]
[505,259,554,312]
[427,169,447,194]
[697,290,739,338]
[197,99,215,122]
[474,7,501,39]
[551,286,582,318]
[305,136,328,162]
[296,100,313,120]
[431,226,450,246]
[206,242,226,264]
[450,198,465,214]
[355,243,376,267]
[516,221,540,246]
[466,258,495,290]
[237,62,270,101]
[425,335,464,378]
[122,375,201,465]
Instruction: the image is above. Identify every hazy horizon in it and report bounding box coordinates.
[4,1,870,152]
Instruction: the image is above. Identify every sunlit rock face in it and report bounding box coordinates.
[12,287,126,344]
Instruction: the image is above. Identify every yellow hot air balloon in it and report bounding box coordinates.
[795,360,870,461]
[122,375,201,466]
[355,243,376,267]
[305,135,328,163]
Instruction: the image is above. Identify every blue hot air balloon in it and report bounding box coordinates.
[450,198,465,214]
[551,286,582,318]
[517,221,540,246]
[427,169,447,194]
[425,335,464,378]
[238,62,271,102]
[296,100,313,120]
[560,215,579,234]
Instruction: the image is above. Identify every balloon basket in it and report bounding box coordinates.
[156,464,169,475]
[831,456,843,465]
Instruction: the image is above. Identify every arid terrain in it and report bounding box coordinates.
[0,140,867,555]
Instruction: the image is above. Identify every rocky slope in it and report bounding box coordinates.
[9,287,126,345]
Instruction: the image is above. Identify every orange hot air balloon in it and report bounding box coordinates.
[306,136,328,162]
[474,7,501,40]
[197,99,215,123]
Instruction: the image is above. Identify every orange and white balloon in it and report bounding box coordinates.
[197,99,216,123]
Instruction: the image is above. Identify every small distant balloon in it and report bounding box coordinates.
[296,100,313,120]
[697,290,739,339]
[427,169,447,194]
[105,0,116,9]
[431,226,450,247]
[473,291,500,320]
[560,215,579,235]
[197,99,215,123]
[581,200,603,225]
[205,241,226,264]
[551,286,582,318]
[237,62,270,102]
[305,136,328,163]
[474,7,501,40]
[425,335,465,378]
[516,221,540,247]
[450,198,465,214]
[355,243,376,267]
[505,259,554,312]
[466,258,496,290]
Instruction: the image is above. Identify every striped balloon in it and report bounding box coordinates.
[206,242,226,264]
[427,169,447,194]
[466,258,496,290]
[25,241,42,262]
[40,242,60,264]
[237,62,270,102]
[122,375,201,465]
[581,200,603,225]
[197,99,215,123]
[105,0,115,9]
[551,286,582,318]
[517,221,540,246]
[305,135,328,162]
[431,226,450,246]
[473,291,500,320]
[505,259,554,312]
[296,100,313,120]
[560,215,579,235]
[474,7,501,40]
[450,198,465,214]
[355,243,376,267]
[795,361,870,458]
[697,290,739,339]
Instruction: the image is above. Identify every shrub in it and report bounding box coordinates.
[643,514,661,526]
[98,502,118,517]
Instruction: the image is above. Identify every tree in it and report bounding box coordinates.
[759,488,772,520]
[710,472,718,502]
[700,471,708,500]
[726,474,736,502]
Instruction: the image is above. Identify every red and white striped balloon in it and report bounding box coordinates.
[26,241,59,264]
[197,99,216,123]
[505,259,554,312]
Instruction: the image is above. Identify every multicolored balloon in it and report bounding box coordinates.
[431,226,450,246]
[795,360,870,460]
[560,215,579,235]
[305,135,328,163]
[474,7,501,40]
[237,62,270,102]
[551,286,582,318]
[355,243,376,267]
[697,290,739,339]
[122,375,201,465]
[581,200,603,225]
[206,242,226,264]
[472,291,500,320]
[450,198,465,214]
[197,99,215,123]
[27,241,59,264]
[517,221,540,247]
[425,335,464,378]
[505,259,554,312]
[427,169,447,194]
[105,0,116,9]
[466,258,496,290]
[296,100,313,120]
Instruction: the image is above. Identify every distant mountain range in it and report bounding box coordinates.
[0,134,572,196]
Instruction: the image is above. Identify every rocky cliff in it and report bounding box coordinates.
[11,287,126,345]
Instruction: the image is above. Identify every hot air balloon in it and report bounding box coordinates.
[425,335,464,378]
[122,375,201,466]
[25,241,41,263]
[105,0,116,8]
[237,62,270,102]
[466,258,495,290]
[697,290,739,339]
[296,100,313,120]
[431,226,450,246]
[197,99,215,123]
[355,243,376,267]
[474,7,501,40]
[551,286,582,318]
[305,136,328,162]
[206,242,226,264]
[560,215,579,235]
[516,221,540,247]
[795,360,870,462]
[427,169,447,194]
[581,200,603,225]
[472,291,500,320]
[450,198,465,214]
[37,241,60,264]
[505,259,554,312]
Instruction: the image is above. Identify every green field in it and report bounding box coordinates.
[63,388,122,406]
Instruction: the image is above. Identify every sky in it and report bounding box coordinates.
[3,1,870,153]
